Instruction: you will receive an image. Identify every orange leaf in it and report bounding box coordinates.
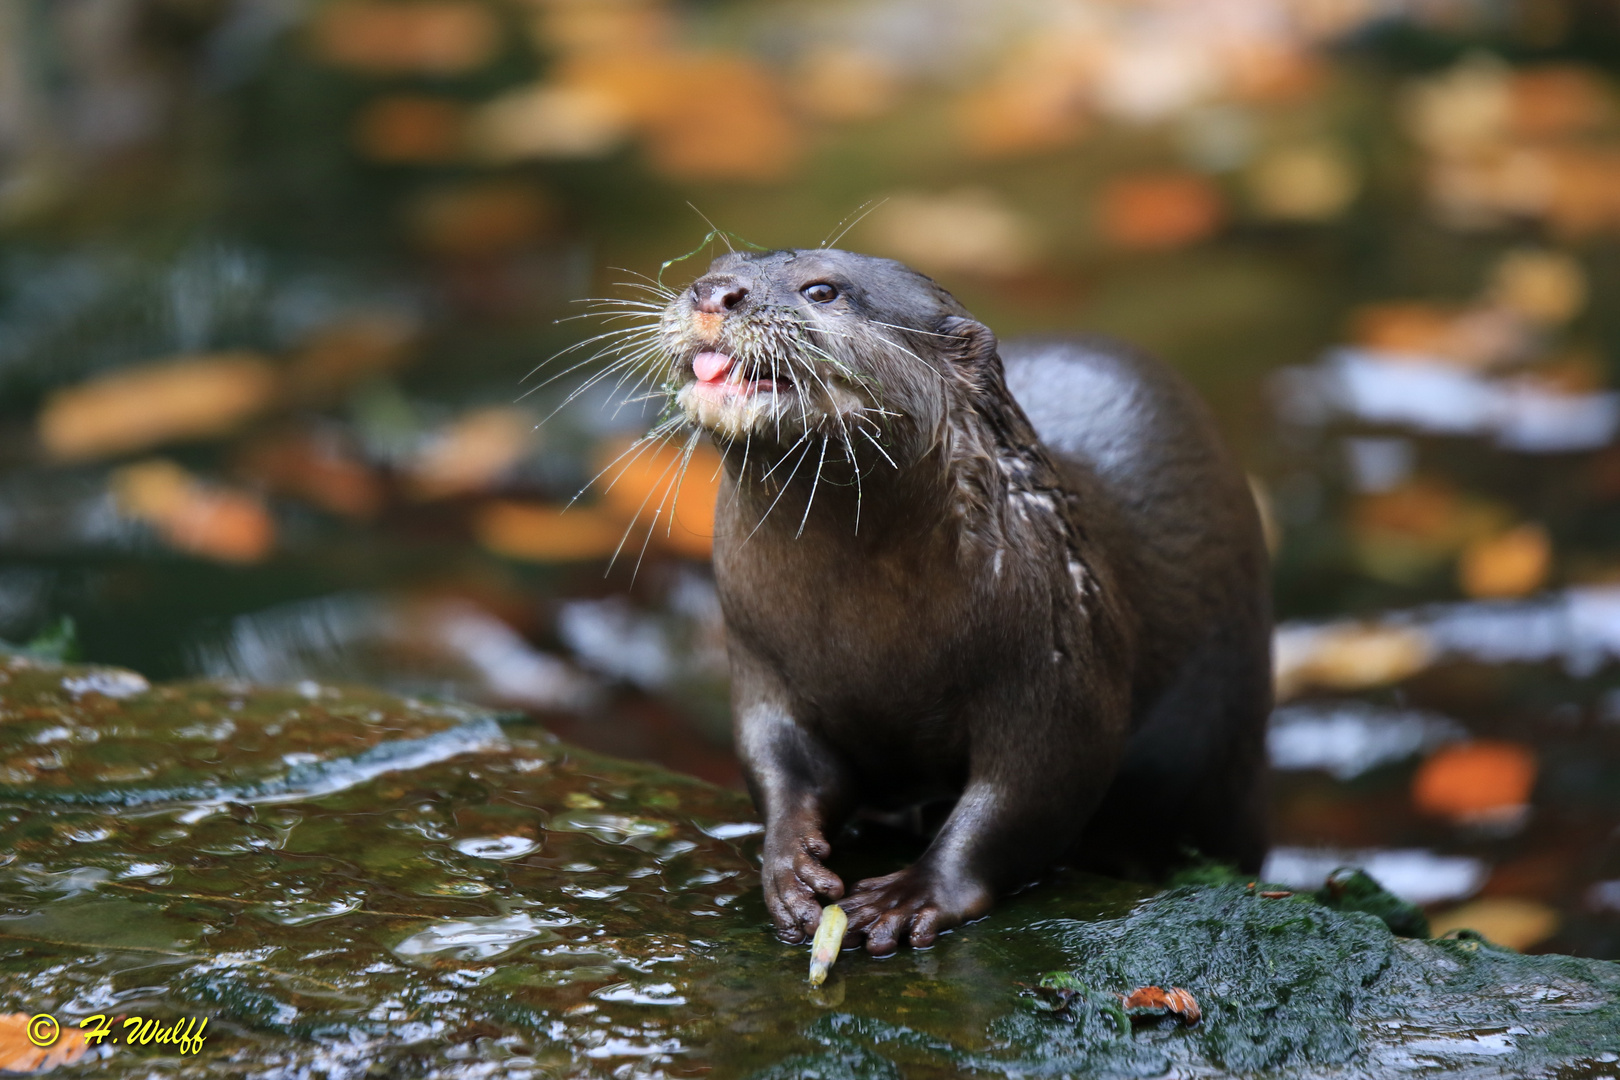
[1097,173,1224,250]
[1413,740,1537,823]
[0,1014,89,1073]
[475,501,628,563]
[1121,986,1201,1024]
[39,353,278,462]
[1458,523,1552,599]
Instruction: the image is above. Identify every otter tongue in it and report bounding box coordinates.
[693,350,733,383]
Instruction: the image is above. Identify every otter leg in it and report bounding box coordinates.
[841,689,1129,955]
[733,664,851,943]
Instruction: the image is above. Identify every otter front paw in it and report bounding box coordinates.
[762,831,845,944]
[841,867,993,955]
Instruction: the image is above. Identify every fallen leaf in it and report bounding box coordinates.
[1430,898,1559,951]
[1097,173,1224,250]
[1412,740,1537,824]
[794,47,902,123]
[354,95,466,163]
[1488,249,1586,325]
[636,53,803,183]
[954,38,1093,157]
[1224,40,1322,103]
[1544,147,1620,238]
[406,182,553,257]
[311,0,497,75]
[1274,623,1437,701]
[1509,66,1611,139]
[112,460,276,563]
[474,501,628,562]
[1350,302,1461,357]
[237,431,383,519]
[39,352,278,462]
[528,1,670,56]
[468,82,632,161]
[866,188,1037,277]
[1247,141,1359,221]
[408,408,536,499]
[0,1014,89,1072]
[1458,523,1552,599]
[1120,986,1200,1024]
[1259,890,1294,899]
[286,312,417,402]
[1350,479,1510,583]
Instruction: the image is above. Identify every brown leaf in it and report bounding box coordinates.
[39,353,278,462]
[311,1,497,76]
[1097,173,1224,250]
[474,501,628,563]
[0,1014,90,1073]
[1121,985,1201,1024]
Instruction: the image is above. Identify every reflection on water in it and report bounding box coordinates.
[1264,847,1488,906]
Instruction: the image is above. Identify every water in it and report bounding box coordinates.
[5,652,1617,1077]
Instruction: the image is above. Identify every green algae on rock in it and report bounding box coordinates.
[1,652,1618,1078]
[734,885,1620,1079]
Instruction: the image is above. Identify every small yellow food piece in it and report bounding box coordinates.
[808,904,848,986]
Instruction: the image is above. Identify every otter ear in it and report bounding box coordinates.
[937,315,1000,374]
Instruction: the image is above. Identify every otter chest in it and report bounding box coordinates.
[715,535,994,716]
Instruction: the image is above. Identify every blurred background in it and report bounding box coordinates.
[3,0,1620,958]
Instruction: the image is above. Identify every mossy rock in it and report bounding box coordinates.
[1,654,1617,1078]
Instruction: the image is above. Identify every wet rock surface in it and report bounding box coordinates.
[2,654,1617,1078]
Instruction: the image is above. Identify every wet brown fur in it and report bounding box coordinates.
[647,248,1271,955]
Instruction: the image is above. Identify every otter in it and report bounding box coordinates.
[650,247,1271,955]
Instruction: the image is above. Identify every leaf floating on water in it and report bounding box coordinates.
[0,1014,90,1073]
[1121,985,1201,1025]
[808,904,847,986]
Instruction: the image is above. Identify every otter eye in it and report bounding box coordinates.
[801,282,838,304]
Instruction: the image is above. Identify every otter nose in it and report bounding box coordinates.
[692,277,748,314]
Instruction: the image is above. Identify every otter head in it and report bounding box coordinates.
[659,248,995,464]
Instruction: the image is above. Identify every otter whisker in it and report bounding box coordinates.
[570,296,669,311]
[821,198,887,250]
[866,331,947,381]
[866,319,960,340]
[626,426,704,580]
[569,413,688,510]
[731,427,755,507]
[757,429,812,485]
[606,267,679,297]
[858,426,899,470]
[663,426,704,541]
[522,323,665,386]
[796,434,830,539]
[845,427,863,534]
[744,433,815,544]
[532,341,669,421]
[607,427,691,576]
